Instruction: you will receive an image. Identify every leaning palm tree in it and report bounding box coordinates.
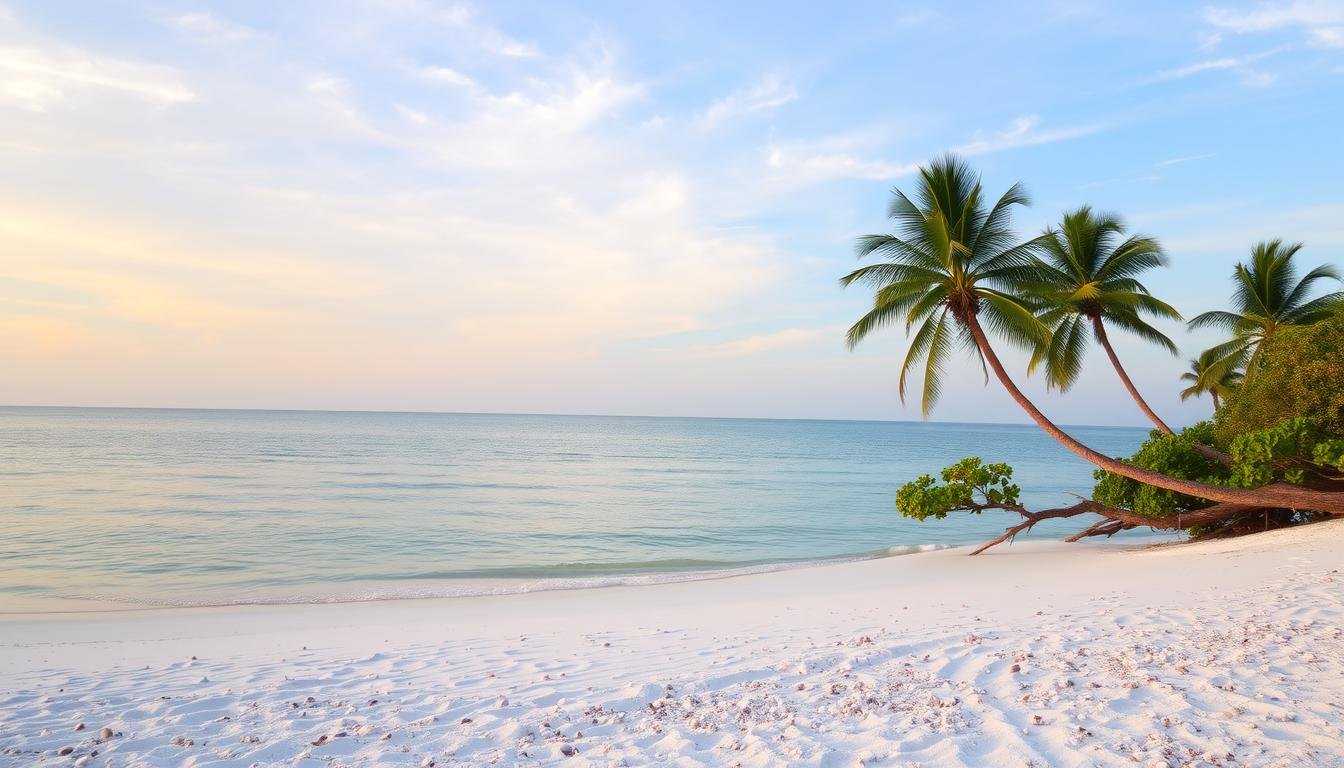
[1026,206,1182,434]
[843,155,1344,514]
[1188,240,1343,374]
[1178,348,1243,413]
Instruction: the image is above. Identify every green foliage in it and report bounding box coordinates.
[1091,424,1226,518]
[1226,417,1324,488]
[840,155,1050,415]
[1023,206,1180,391]
[1181,420,1217,447]
[1093,415,1344,528]
[1313,440,1344,473]
[1179,348,1243,408]
[895,457,1020,522]
[1215,308,1344,445]
[1188,240,1343,377]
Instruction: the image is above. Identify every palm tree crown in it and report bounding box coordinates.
[1188,239,1343,371]
[840,154,1048,415]
[1026,206,1182,392]
[1178,348,1243,412]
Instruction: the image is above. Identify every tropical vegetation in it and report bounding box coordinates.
[844,155,1344,551]
[1178,349,1242,413]
[1025,206,1181,434]
[1188,239,1343,375]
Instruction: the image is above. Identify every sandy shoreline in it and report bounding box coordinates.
[3,521,1343,766]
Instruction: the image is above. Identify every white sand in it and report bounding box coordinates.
[3,521,1344,767]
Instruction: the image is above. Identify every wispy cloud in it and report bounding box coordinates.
[0,44,194,111]
[1204,2,1344,49]
[695,75,798,130]
[1154,152,1216,167]
[441,5,539,57]
[953,115,1100,156]
[1080,153,1217,189]
[1147,47,1284,87]
[171,12,259,45]
[688,327,840,358]
[766,115,1098,186]
[1154,56,1241,80]
[420,65,475,89]
[1312,26,1344,46]
[1197,29,1225,51]
[375,1,540,57]
[763,125,920,184]
[1205,1,1344,44]
[766,141,919,183]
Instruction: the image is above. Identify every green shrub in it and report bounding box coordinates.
[895,457,1020,521]
[1215,308,1344,446]
[1091,424,1227,518]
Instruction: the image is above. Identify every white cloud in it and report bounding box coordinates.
[953,115,1100,155]
[172,12,259,45]
[1153,56,1242,80]
[1311,26,1344,46]
[1205,1,1344,32]
[0,44,194,111]
[694,75,798,129]
[1197,29,1225,50]
[1147,47,1285,86]
[420,65,475,88]
[1154,152,1216,167]
[765,115,1097,186]
[688,327,839,358]
[767,142,919,183]
[427,3,539,57]
[1240,69,1278,86]
[1205,2,1344,47]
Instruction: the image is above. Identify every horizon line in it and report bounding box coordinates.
[0,403,1155,431]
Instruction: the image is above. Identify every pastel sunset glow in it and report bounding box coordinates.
[3,1,1342,424]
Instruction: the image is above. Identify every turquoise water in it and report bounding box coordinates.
[0,407,1149,609]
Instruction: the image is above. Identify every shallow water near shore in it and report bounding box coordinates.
[0,407,1150,610]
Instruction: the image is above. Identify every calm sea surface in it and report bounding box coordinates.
[0,407,1150,610]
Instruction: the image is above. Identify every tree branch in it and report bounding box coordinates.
[961,498,1273,554]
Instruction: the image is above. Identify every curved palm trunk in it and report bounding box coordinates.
[1090,316,1173,435]
[963,312,1344,514]
[1211,392,1221,413]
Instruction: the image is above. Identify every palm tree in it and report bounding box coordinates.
[1027,206,1181,434]
[839,155,1049,414]
[1188,240,1343,374]
[1179,349,1243,413]
[843,155,1344,514]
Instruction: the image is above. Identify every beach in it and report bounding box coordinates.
[3,519,1342,767]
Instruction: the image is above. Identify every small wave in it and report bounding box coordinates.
[885,543,957,556]
[43,543,963,611]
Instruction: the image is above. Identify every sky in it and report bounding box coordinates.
[2,0,1343,427]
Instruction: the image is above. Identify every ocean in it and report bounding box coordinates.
[0,407,1150,610]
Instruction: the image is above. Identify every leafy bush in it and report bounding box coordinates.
[1215,308,1344,446]
[896,457,1020,521]
[1226,417,1325,487]
[1091,424,1226,518]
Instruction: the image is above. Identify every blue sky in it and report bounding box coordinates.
[2,1,1342,426]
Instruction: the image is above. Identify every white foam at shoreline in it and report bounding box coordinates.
[32,543,964,611]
